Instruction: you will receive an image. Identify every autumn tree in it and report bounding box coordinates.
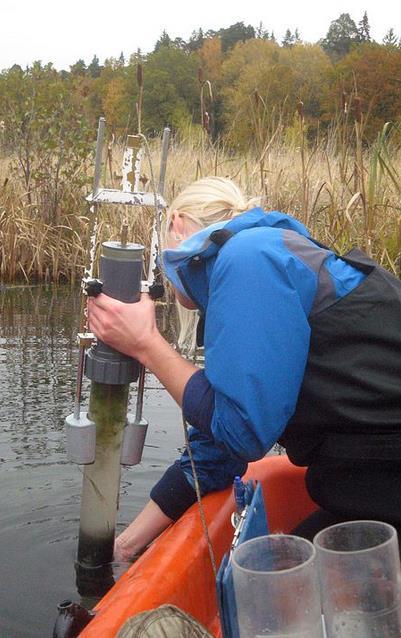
[333,43,401,138]
[198,38,223,83]
[220,38,332,147]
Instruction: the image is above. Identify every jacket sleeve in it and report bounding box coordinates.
[150,369,247,520]
[204,228,316,461]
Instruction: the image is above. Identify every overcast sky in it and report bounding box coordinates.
[2,0,400,71]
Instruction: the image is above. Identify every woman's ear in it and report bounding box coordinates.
[170,211,187,237]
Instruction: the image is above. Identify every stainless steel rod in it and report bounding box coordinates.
[135,127,170,423]
[92,117,106,196]
[73,344,86,420]
[158,127,170,196]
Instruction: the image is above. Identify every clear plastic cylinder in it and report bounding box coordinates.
[232,534,324,637]
[314,520,401,637]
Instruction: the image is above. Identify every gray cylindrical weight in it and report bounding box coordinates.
[65,412,96,464]
[120,414,148,465]
[85,241,144,385]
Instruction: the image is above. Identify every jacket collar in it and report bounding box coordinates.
[161,208,311,310]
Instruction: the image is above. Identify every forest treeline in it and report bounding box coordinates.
[1,12,401,283]
[1,10,401,156]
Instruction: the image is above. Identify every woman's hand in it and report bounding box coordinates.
[113,499,173,562]
[88,293,159,364]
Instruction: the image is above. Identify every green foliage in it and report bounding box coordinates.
[0,62,93,223]
[382,29,400,48]
[141,48,199,132]
[1,18,401,157]
[321,13,360,59]
[218,22,256,52]
[221,40,332,147]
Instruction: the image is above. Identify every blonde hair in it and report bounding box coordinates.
[164,176,262,352]
[165,176,260,241]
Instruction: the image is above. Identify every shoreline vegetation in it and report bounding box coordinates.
[1,122,401,284]
[0,120,401,284]
[1,12,401,283]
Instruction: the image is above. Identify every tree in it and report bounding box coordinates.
[187,29,204,52]
[70,59,87,76]
[198,38,223,82]
[256,22,270,40]
[154,30,172,51]
[321,13,360,60]
[282,28,301,47]
[219,22,255,53]
[383,28,399,48]
[88,55,101,78]
[220,39,332,146]
[332,43,401,139]
[173,37,187,50]
[0,62,93,224]
[141,47,199,132]
[358,11,371,42]
[294,29,302,44]
[282,29,295,47]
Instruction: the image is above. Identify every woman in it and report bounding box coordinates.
[88,176,401,562]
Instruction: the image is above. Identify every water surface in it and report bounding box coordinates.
[0,286,183,637]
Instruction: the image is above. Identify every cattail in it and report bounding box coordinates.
[353,96,362,124]
[254,89,262,110]
[341,91,348,114]
[137,64,143,88]
[202,110,210,133]
[296,100,304,122]
[198,67,204,86]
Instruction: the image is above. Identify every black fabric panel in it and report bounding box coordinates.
[281,251,401,465]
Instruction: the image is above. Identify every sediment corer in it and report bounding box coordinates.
[53,600,95,638]
[85,240,143,385]
[65,240,144,465]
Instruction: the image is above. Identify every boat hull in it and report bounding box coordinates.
[79,455,317,637]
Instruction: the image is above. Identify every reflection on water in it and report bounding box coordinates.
[0,285,182,638]
[1,286,80,463]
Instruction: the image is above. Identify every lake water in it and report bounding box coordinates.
[0,285,183,637]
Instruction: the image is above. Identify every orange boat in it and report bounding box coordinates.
[79,455,317,637]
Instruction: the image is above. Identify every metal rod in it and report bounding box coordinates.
[135,127,170,424]
[158,127,170,196]
[93,117,106,197]
[73,117,106,421]
[134,365,146,423]
[73,345,86,420]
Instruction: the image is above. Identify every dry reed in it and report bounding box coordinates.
[1,119,401,283]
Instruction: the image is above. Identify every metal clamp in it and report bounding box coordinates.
[82,277,103,297]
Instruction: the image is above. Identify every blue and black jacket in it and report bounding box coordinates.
[151,207,401,520]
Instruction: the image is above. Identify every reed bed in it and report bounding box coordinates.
[1,121,401,283]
